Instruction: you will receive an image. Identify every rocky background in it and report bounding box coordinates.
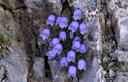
[0,0,128,82]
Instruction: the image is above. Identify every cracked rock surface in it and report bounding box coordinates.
[0,0,128,82]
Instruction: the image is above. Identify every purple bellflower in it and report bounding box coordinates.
[73,36,81,42]
[70,32,74,39]
[53,43,63,55]
[73,8,82,20]
[72,41,80,51]
[60,57,68,67]
[59,31,66,41]
[79,23,88,35]
[50,37,60,47]
[59,16,68,29]
[47,50,57,60]
[39,28,50,40]
[68,66,77,78]
[67,50,76,62]
[46,14,56,26]
[55,16,62,26]
[79,43,87,54]
[68,21,79,33]
[78,59,87,70]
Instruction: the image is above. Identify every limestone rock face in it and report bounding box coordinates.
[0,0,128,82]
[114,72,128,82]
[0,3,29,82]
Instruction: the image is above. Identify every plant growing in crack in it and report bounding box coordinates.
[39,8,89,80]
[0,33,11,54]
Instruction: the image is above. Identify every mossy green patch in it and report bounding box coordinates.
[0,33,11,47]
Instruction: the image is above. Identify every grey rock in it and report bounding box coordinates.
[110,50,128,62]
[0,65,5,81]
[117,52,128,62]
[0,0,25,9]
[107,0,128,50]
[25,0,62,25]
[117,17,128,50]
[0,6,29,82]
[103,55,110,63]
[93,66,106,82]
[25,0,43,10]
[33,57,45,82]
[0,42,28,82]
[79,57,101,82]
[114,72,128,82]
[25,0,62,14]
[0,0,40,82]
[68,0,97,11]
[109,69,115,77]
[48,60,67,82]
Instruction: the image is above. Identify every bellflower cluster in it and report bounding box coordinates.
[39,8,89,78]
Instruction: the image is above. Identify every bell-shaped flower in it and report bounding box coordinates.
[47,50,57,60]
[53,43,63,55]
[39,28,50,40]
[59,31,66,41]
[55,16,62,26]
[60,57,68,67]
[68,66,77,78]
[72,41,80,51]
[73,36,81,42]
[73,8,82,20]
[79,43,87,54]
[46,14,56,26]
[59,16,68,28]
[68,21,79,33]
[78,59,87,70]
[50,37,60,47]
[79,23,88,35]
[70,32,74,39]
[67,50,76,62]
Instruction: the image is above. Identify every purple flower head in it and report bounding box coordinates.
[59,31,66,41]
[68,66,77,78]
[72,41,80,51]
[73,36,81,42]
[46,14,56,26]
[67,50,76,62]
[55,16,62,26]
[70,32,74,39]
[78,59,87,70]
[68,21,79,33]
[73,8,83,20]
[53,43,63,55]
[47,50,57,60]
[59,16,68,28]
[79,23,88,35]
[50,37,60,47]
[60,57,68,67]
[79,44,87,54]
[39,28,50,40]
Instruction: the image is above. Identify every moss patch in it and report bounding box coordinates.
[0,33,11,47]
